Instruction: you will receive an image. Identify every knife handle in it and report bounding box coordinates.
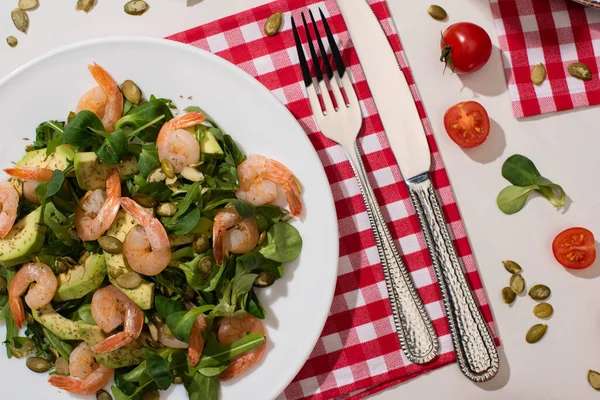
[407,173,499,382]
[348,145,439,365]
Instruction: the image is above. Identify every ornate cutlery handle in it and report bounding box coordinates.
[407,173,499,382]
[347,145,438,365]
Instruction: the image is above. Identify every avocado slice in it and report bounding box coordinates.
[200,130,224,156]
[15,145,75,170]
[78,324,145,368]
[0,207,46,267]
[105,210,155,310]
[54,254,107,302]
[74,152,138,191]
[191,216,213,238]
[32,305,83,341]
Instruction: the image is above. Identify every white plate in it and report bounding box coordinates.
[0,37,338,400]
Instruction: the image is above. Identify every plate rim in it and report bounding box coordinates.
[0,36,339,399]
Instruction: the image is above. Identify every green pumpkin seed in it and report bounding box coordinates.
[18,0,38,10]
[254,271,275,288]
[525,324,547,343]
[98,236,123,254]
[510,274,525,294]
[588,370,600,391]
[116,272,142,289]
[502,260,522,274]
[156,202,177,217]
[258,230,267,245]
[132,193,156,208]
[533,302,553,318]
[281,209,293,222]
[26,357,52,373]
[427,5,447,21]
[6,36,18,48]
[142,390,160,400]
[151,313,164,325]
[121,80,142,105]
[96,390,112,400]
[161,159,176,179]
[502,287,516,304]
[528,284,551,300]
[198,256,214,274]
[147,168,167,183]
[531,63,546,85]
[124,0,149,15]
[181,167,204,182]
[68,111,76,124]
[568,62,592,81]
[0,276,7,294]
[264,12,283,36]
[55,357,70,376]
[173,376,184,384]
[12,8,29,33]
[76,0,94,12]
[193,235,210,254]
[54,258,69,274]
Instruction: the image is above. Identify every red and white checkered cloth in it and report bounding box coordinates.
[168,0,498,398]
[490,0,600,118]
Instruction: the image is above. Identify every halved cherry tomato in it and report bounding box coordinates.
[443,101,490,148]
[552,227,596,270]
[440,22,492,74]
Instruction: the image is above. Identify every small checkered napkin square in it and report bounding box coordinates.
[168,0,498,398]
[490,0,600,118]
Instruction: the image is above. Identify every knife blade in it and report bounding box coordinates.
[336,0,500,382]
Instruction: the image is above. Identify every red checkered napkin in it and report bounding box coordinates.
[168,0,498,398]
[490,0,600,118]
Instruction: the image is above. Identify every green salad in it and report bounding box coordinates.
[0,64,303,400]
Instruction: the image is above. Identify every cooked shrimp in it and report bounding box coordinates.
[4,167,53,205]
[75,168,121,241]
[90,285,144,353]
[8,262,57,329]
[48,343,113,395]
[121,197,171,276]
[156,112,205,173]
[77,63,123,133]
[236,154,302,216]
[212,206,259,265]
[217,314,266,380]
[0,181,19,238]
[188,314,207,367]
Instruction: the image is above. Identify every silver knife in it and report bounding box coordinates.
[337,0,499,382]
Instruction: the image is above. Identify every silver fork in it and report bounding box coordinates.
[292,9,439,365]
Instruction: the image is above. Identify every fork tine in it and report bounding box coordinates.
[301,12,324,84]
[319,8,346,79]
[309,9,333,80]
[291,16,312,87]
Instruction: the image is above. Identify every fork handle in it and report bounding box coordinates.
[347,145,439,365]
[407,173,499,381]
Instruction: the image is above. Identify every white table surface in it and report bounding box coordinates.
[2,1,599,399]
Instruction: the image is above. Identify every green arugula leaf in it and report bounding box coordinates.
[45,170,65,199]
[43,202,73,245]
[168,182,201,225]
[33,120,65,152]
[166,305,215,343]
[96,129,128,164]
[203,198,255,219]
[42,327,73,359]
[184,369,219,400]
[137,182,171,202]
[115,100,174,142]
[145,350,172,390]
[137,144,161,178]
[166,207,201,235]
[72,304,96,325]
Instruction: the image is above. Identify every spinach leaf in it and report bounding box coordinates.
[46,170,65,199]
[155,295,186,319]
[137,182,171,202]
[222,134,245,166]
[256,205,283,227]
[43,202,73,245]
[115,100,174,142]
[96,129,128,164]
[203,198,255,218]
[501,154,541,186]
[137,144,161,178]
[145,350,172,390]
[123,99,134,116]
[197,365,228,377]
[231,273,258,308]
[72,304,96,325]
[235,250,281,277]
[34,120,65,152]
[166,305,215,343]
[184,370,219,400]
[246,290,266,319]
[166,207,201,235]
[496,185,539,215]
[42,327,73,359]
[168,182,201,225]
[259,222,302,263]
[62,110,104,150]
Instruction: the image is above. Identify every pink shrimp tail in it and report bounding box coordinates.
[120,197,154,227]
[9,296,24,329]
[48,376,90,395]
[88,63,119,96]
[91,331,134,353]
[188,315,207,367]
[212,225,226,266]
[284,181,302,216]
[4,167,53,182]
[218,342,266,381]
[88,63,123,133]
[172,112,206,130]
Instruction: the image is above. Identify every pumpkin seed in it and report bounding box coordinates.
[10,340,34,358]
[25,144,35,152]
[533,302,553,318]
[588,370,600,391]
[525,323,547,343]
[96,390,112,400]
[173,376,184,384]
[193,235,210,254]
[147,168,167,183]
[502,287,516,304]
[161,159,176,179]
[68,111,76,124]
[54,258,69,274]
[55,357,70,376]
[198,256,213,274]
[510,274,525,294]
[116,272,142,289]
[156,202,177,217]
[18,0,38,11]
[142,390,160,400]
[132,193,156,208]
[0,276,7,294]
[151,313,164,325]
[502,260,522,274]
[258,230,267,245]
[147,322,159,342]
[264,12,283,36]
[124,0,149,16]
[6,36,18,48]
[568,62,592,81]
[531,63,546,85]
[121,80,142,105]
[427,5,447,20]
[26,357,52,373]
[528,284,551,300]
[76,0,94,12]
[12,8,29,33]
[281,209,293,222]
[181,166,204,182]
[254,271,275,288]
[98,236,123,254]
